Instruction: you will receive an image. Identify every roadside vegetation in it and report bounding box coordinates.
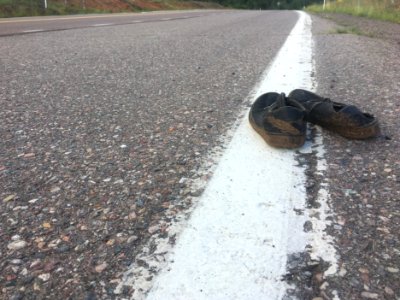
[307,0,400,23]
[0,0,222,17]
[0,0,324,18]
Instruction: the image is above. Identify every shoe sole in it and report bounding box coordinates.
[249,113,305,148]
[327,120,380,140]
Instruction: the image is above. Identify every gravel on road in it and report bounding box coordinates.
[0,11,298,299]
[304,13,400,300]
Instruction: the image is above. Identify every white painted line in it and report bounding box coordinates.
[91,23,114,27]
[22,29,44,33]
[145,11,313,300]
[115,11,338,300]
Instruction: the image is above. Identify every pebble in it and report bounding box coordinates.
[148,225,159,234]
[50,187,60,193]
[7,240,28,251]
[3,194,16,202]
[386,267,399,273]
[95,262,108,273]
[38,273,50,282]
[11,234,21,241]
[127,236,138,243]
[10,259,23,265]
[361,292,379,299]
[384,286,394,295]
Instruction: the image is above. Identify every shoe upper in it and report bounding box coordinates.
[250,92,306,136]
[288,89,377,129]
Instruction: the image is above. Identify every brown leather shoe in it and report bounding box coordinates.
[288,89,380,139]
[249,92,306,148]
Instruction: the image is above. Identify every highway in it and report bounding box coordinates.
[0,10,222,36]
[1,9,399,300]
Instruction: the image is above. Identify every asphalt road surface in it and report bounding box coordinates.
[0,10,223,36]
[1,9,400,300]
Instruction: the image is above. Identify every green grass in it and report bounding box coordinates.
[307,0,400,24]
[0,0,118,17]
[333,26,363,34]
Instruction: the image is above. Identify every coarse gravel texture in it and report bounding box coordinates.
[312,12,400,44]
[309,14,400,300]
[0,11,299,299]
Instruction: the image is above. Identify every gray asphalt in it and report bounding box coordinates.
[2,9,399,300]
[0,10,298,299]
[308,14,400,300]
[0,10,223,36]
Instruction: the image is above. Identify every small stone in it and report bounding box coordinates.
[303,221,313,232]
[359,268,369,274]
[8,240,28,250]
[384,287,394,295]
[384,168,392,173]
[48,239,61,248]
[127,236,138,243]
[37,242,46,249]
[95,262,108,273]
[20,268,28,276]
[361,292,379,299]
[106,239,115,246]
[386,267,399,273]
[38,273,50,282]
[50,187,60,193]
[42,222,52,229]
[23,153,35,158]
[56,244,70,253]
[148,225,159,234]
[128,212,137,220]
[11,234,21,241]
[103,178,111,182]
[312,298,324,300]
[30,259,42,269]
[120,144,127,149]
[339,267,347,276]
[28,198,39,204]
[320,282,329,290]
[3,194,16,202]
[314,272,324,282]
[10,259,23,265]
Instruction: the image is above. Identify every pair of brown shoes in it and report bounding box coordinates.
[249,89,380,149]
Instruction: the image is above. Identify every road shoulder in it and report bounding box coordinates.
[309,13,400,299]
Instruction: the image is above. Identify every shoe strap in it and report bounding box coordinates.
[286,96,307,112]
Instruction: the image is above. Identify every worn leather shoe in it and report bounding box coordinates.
[288,89,380,139]
[249,92,307,148]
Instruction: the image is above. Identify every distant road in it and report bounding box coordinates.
[0,9,223,36]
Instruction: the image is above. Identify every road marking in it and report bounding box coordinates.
[21,29,44,33]
[0,10,213,24]
[91,23,114,27]
[160,18,172,21]
[115,11,338,300]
